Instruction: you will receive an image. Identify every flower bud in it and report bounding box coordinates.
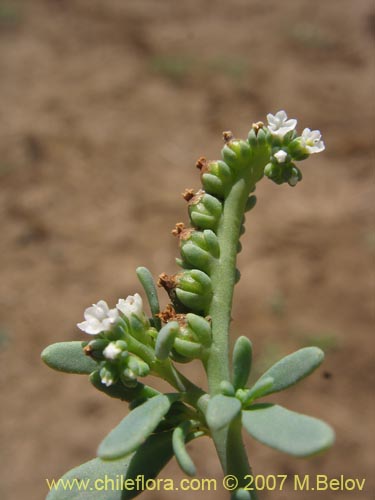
[83,339,109,361]
[99,363,118,387]
[103,340,128,361]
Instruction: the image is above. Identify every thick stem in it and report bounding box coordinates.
[205,162,265,499]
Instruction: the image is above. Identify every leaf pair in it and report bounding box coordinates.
[206,346,334,457]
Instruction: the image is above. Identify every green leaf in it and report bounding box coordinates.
[242,377,274,406]
[136,267,161,330]
[98,394,179,460]
[232,336,252,389]
[155,321,179,360]
[90,371,159,402]
[206,395,242,431]
[41,342,97,374]
[122,431,175,500]
[46,454,133,500]
[250,347,324,399]
[242,404,335,457]
[172,421,197,476]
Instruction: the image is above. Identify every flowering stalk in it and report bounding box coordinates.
[42,111,333,500]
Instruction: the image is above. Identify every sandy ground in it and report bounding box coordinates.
[0,0,374,499]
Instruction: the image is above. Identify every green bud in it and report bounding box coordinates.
[232,336,252,390]
[220,380,236,396]
[288,138,310,160]
[186,313,212,347]
[155,321,180,360]
[126,356,150,378]
[99,363,118,387]
[84,339,109,361]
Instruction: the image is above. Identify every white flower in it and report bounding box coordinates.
[300,128,325,154]
[100,367,114,387]
[103,342,123,360]
[267,110,297,138]
[77,300,119,335]
[274,150,288,163]
[117,293,143,319]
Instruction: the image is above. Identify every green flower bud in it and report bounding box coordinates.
[288,138,310,161]
[126,355,150,378]
[197,158,233,199]
[83,339,109,361]
[186,313,212,347]
[99,363,118,387]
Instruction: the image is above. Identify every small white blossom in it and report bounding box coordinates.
[103,342,123,360]
[300,128,325,154]
[117,293,143,319]
[77,300,119,335]
[274,150,288,163]
[267,110,297,138]
[100,369,114,387]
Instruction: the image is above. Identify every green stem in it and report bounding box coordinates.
[205,160,266,498]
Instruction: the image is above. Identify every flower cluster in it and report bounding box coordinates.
[77,294,152,387]
[263,110,325,186]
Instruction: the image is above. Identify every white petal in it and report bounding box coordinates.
[274,150,288,163]
[103,342,122,360]
[77,319,103,335]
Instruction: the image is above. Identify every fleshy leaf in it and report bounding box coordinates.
[172,421,197,476]
[242,404,335,457]
[206,394,242,431]
[250,347,324,398]
[122,431,175,500]
[41,342,97,374]
[46,454,133,500]
[155,321,179,360]
[98,394,179,460]
[136,267,161,329]
[232,336,252,389]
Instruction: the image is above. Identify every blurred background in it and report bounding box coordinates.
[0,0,373,499]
